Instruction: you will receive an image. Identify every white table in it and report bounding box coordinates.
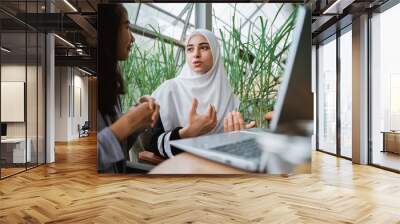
[1,138,32,163]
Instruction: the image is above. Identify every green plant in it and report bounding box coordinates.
[219,4,297,127]
[121,27,184,112]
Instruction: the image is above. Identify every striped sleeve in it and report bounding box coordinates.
[156,127,184,158]
[148,118,184,159]
[157,132,167,157]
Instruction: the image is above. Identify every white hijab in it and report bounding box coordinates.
[152,29,240,134]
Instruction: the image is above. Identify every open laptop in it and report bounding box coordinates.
[170,6,312,172]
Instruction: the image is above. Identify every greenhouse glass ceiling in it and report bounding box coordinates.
[124,3,295,52]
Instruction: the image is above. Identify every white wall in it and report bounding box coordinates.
[55,67,69,141]
[1,65,25,128]
[1,65,40,138]
[54,67,89,141]
[75,73,89,136]
[1,64,46,164]
[1,65,26,140]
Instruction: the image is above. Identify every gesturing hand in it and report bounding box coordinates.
[224,111,256,132]
[138,96,160,127]
[179,98,217,138]
[110,102,156,142]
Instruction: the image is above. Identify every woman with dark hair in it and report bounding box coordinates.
[97,4,159,173]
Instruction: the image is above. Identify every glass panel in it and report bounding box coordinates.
[312,45,317,150]
[235,3,258,16]
[135,3,191,41]
[317,37,337,154]
[371,4,400,171]
[152,3,188,17]
[38,32,45,165]
[133,34,157,52]
[1,29,28,177]
[340,29,352,158]
[124,3,140,24]
[25,0,38,169]
[0,1,46,178]
[213,3,248,29]
[27,31,38,169]
[213,3,294,49]
[213,3,256,42]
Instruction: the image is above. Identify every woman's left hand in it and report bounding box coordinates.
[223,111,256,132]
[138,96,160,127]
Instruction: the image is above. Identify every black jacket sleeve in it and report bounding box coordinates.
[147,118,184,158]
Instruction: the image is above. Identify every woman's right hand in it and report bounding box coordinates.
[179,98,217,138]
[110,102,157,142]
[138,96,160,127]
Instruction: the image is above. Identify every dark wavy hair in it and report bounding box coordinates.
[97,4,127,120]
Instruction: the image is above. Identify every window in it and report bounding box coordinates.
[317,36,337,155]
[339,28,352,158]
[370,2,400,171]
[0,1,47,179]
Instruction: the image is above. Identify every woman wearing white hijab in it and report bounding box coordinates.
[147,29,254,159]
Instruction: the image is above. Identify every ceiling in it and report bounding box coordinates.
[1,0,98,72]
[0,0,395,73]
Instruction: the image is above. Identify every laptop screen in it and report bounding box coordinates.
[269,7,313,131]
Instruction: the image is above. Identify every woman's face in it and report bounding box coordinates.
[116,11,134,60]
[186,34,213,74]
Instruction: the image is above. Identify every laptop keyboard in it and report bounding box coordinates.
[208,138,262,159]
